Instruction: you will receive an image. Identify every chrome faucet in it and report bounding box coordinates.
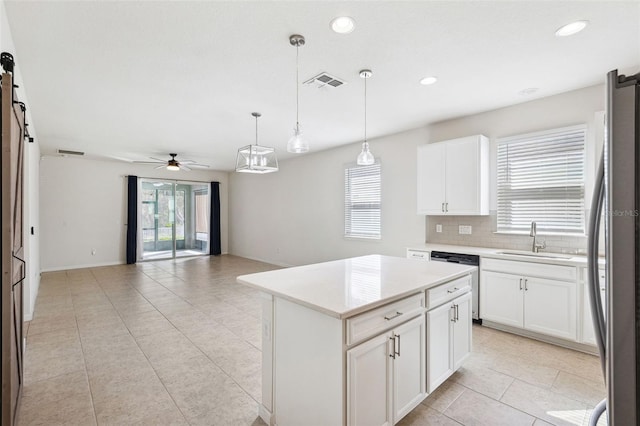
[530,222,546,253]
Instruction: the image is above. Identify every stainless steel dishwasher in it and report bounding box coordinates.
[430,251,481,323]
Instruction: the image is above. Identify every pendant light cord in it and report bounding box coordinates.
[364,74,367,144]
[295,44,300,129]
[255,115,258,145]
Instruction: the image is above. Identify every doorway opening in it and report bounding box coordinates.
[139,179,210,260]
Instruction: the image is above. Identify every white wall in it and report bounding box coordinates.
[40,156,230,271]
[1,1,41,320]
[229,127,428,266]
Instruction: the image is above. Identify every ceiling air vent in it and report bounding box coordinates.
[57,149,85,156]
[303,72,346,89]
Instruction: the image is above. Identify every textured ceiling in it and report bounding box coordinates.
[5,1,640,171]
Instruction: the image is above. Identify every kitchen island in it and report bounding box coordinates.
[237,254,475,426]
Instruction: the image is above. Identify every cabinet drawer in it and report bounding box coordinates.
[346,293,425,346]
[482,258,576,281]
[406,249,430,261]
[426,275,472,310]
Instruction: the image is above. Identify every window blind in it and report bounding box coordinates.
[345,162,381,239]
[497,125,586,235]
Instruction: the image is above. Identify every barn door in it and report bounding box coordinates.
[1,55,25,426]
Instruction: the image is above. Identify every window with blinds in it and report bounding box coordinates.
[345,162,381,239]
[497,125,586,235]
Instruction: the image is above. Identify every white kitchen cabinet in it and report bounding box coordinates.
[581,268,606,346]
[347,332,392,426]
[481,268,577,341]
[347,315,426,426]
[426,291,472,393]
[417,135,489,215]
[392,316,427,422]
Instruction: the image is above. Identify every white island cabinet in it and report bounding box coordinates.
[237,255,475,426]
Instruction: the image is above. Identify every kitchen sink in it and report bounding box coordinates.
[495,250,573,260]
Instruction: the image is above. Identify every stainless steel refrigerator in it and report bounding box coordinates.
[588,69,640,425]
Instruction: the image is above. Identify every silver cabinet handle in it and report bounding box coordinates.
[447,287,459,294]
[524,278,528,291]
[389,335,396,359]
[441,202,445,212]
[445,202,449,212]
[455,304,459,322]
[519,278,523,291]
[384,311,403,321]
[396,333,401,357]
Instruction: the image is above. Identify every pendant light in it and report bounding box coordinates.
[286,34,309,154]
[357,69,375,166]
[235,112,279,174]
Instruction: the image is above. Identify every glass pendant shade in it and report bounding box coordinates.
[235,112,279,174]
[286,124,309,153]
[357,142,375,166]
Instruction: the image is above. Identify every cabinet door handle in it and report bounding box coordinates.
[450,305,456,322]
[389,336,396,359]
[384,311,403,321]
[519,278,523,291]
[454,304,459,322]
[524,279,528,291]
[395,333,401,357]
[441,202,445,212]
[445,202,449,212]
[447,287,459,294]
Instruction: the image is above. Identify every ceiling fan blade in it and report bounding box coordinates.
[179,164,192,171]
[189,163,210,168]
[149,157,167,162]
[179,159,197,164]
[154,164,166,170]
[132,160,164,164]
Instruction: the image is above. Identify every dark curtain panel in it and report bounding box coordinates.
[126,176,138,264]
[210,182,222,255]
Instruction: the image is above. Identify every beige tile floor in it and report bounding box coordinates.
[19,255,606,426]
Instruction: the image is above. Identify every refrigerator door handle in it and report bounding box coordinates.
[587,150,606,377]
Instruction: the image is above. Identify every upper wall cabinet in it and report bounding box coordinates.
[417,135,489,215]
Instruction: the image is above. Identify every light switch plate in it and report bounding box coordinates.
[436,224,442,233]
[459,225,472,235]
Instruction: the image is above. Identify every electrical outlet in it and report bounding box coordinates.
[459,225,472,235]
[91,249,96,256]
[436,224,442,233]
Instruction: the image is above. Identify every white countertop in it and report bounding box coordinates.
[237,254,475,319]
[407,243,605,267]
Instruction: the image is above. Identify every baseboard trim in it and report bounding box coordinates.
[41,261,125,273]
[231,253,293,268]
[481,320,599,355]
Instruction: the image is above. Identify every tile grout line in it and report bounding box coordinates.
[90,266,193,426]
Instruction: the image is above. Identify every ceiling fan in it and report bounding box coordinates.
[133,153,209,171]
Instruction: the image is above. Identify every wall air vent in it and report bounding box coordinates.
[57,149,85,156]
[303,72,346,89]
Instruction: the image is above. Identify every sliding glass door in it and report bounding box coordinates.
[139,179,209,260]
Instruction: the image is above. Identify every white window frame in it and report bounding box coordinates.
[496,124,587,236]
[344,161,381,240]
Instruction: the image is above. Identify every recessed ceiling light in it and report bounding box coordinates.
[555,20,589,37]
[331,17,355,34]
[519,87,539,96]
[420,76,438,86]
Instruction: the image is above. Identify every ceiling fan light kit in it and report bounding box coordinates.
[133,153,209,172]
[235,112,279,174]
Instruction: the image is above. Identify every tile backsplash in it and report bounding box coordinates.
[426,211,589,254]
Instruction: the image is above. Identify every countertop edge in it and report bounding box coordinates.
[237,266,475,320]
[407,243,605,267]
